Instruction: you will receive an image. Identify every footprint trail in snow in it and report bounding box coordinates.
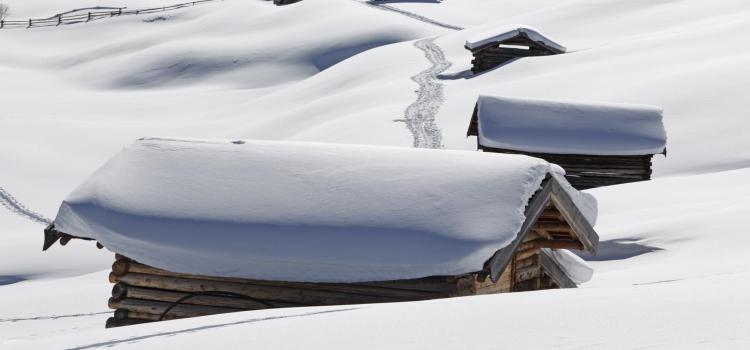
[358,1,464,31]
[401,38,452,149]
[0,186,52,225]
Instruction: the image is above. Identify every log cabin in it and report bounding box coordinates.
[42,138,599,327]
[465,25,566,74]
[467,95,668,190]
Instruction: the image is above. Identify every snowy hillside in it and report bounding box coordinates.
[1,0,749,348]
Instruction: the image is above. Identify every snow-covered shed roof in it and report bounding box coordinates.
[50,138,597,283]
[464,25,566,52]
[468,96,668,156]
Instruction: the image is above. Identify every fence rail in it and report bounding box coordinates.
[0,0,219,29]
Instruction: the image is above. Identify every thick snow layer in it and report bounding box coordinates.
[54,138,554,282]
[2,0,750,347]
[476,95,667,156]
[464,24,566,52]
[544,248,593,284]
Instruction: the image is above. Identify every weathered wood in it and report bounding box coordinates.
[487,178,551,282]
[111,283,293,309]
[533,222,572,232]
[113,308,163,321]
[111,260,130,276]
[515,247,540,262]
[110,272,414,305]
[473,265,512,294]
[113,262,448,300]
[549,173,599,253]
[105,317,151,328]
[117,258,459,296]
[514,255,537,270]
[514,265,541,283]
[109,297,242,320]
[534,240,584,250]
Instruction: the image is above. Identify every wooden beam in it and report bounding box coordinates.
[467,102,479,137]
[105,317,151,328]
[115,258,459,296]
[534,240,584,250]
[110,272,413,305]
[549,173,599,253]
[533,222,571,232]
[111,283,291,309]
[108,297,242,320]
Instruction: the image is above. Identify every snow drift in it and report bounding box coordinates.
[464,24,566,52]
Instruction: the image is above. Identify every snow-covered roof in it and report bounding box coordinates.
[465,25,567,52]
[472,96,668,156]
[53,138,567,283]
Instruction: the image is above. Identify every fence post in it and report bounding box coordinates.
[57,14,62,26]
[0,20,4,29]
[87,12,91,22]
[27,18,32,28]
[118,8,122,16]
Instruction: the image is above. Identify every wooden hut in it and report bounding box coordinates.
[465,25,566,74]
[43,138,599,327]
[467,96,668,190]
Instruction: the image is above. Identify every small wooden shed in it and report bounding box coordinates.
[465,25,566,74]
[467,96,668,190]
[43,138,599,327]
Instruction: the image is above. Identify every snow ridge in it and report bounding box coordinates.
[0,186,52,225]
[401,38,451,149]
[357,1,464,31]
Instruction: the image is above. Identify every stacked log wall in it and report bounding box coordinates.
[106,255,518,327]
[468,36,560,74]
[105,207,584,329]
[480,146,654,190]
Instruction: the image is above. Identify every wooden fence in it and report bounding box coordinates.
[0,0,220,29]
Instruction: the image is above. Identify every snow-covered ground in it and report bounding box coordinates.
[1,0,749,348]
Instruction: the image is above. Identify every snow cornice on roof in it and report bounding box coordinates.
[471,95,667,156]
[464,24,567,53]
[50,138,575,283]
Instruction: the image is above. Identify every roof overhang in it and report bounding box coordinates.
[485,173,599,282]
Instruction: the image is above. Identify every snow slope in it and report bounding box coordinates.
[2,0,750,348]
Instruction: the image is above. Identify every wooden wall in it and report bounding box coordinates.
[480,146,654,190]
[106,244,576,327]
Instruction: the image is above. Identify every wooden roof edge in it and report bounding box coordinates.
[538,248,577,289]
[466,102,479,137]
[42,224,94,251]
[548,173,599,254]
[486,177,552,282]
[465,32,565,54]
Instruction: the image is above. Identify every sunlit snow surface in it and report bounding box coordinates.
[1,0,750,348]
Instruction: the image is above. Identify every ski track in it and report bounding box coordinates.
[402,38,451,149]
[0,186,52,225]
[357,1,464,31]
